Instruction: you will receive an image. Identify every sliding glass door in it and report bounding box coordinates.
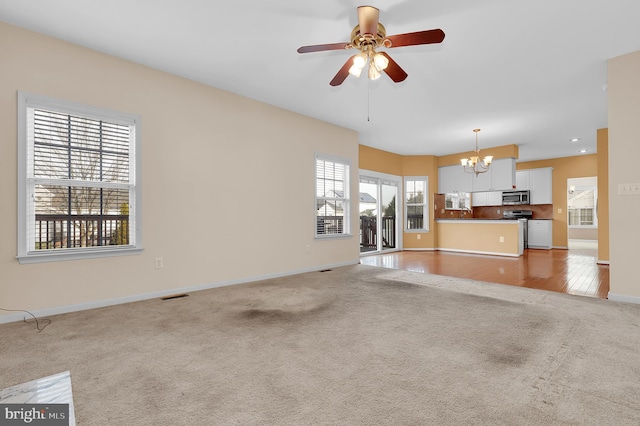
[359,172,400,254]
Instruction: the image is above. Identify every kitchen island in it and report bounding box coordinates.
[436,219,524,257]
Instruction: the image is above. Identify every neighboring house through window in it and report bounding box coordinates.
[405,177,429,231]
[316,154,351,237]
[17,92,142,263]
[568,186,597,227]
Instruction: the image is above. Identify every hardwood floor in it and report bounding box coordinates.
[360,247,610,299]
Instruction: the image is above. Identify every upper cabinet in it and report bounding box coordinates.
[515,167,553,204]
[515,170,530,190]
[439,158,515,193]
[438,165,472,193]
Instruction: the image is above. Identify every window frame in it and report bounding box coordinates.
[17,92,143,263]
[315,154,351,239]
[567,186,598,229]
[404,176,430,232]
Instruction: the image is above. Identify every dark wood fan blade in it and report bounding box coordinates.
[386,29,445,48]
[357,5,379,36]
[330,55,356,86]
[379,52,408,83]
[297,42,350,54]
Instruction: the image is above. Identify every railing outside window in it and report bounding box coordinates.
[34,214,129,250]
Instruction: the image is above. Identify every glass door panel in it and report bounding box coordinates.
[381,182,398,250]
[359,180,378,253]
[359,176,400,254]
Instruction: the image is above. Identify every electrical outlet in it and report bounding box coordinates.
[557,208,562,214]
[416,234,421,240]
[305,245,311,253]
[499,236,505,243]
[155,257,163,269]
[497,209,501,214]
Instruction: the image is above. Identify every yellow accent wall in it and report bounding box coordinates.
[516,154,601,253]
[436,221,520,256]
[359,146,439,249]
[359,145,403,175]
[596,128,609,262]
[438,144,519,167]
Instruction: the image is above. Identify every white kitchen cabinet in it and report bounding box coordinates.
[470,158,516,192]
[515,170,530,190]
[489,158,516,191]
[528,219,552,249]
[529,168,553,204]
[438,165,473,193]
[514,168,552,204]
[472,191,503,207]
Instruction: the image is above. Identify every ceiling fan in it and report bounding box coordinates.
[297,5,445,86]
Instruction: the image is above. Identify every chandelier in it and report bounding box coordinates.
[460,128,493,176]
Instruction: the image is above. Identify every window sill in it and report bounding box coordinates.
[17,246,143,264]
[315,234,353,240]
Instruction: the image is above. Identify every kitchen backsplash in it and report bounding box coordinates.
[473,204,553,219]
[433,193,553,220]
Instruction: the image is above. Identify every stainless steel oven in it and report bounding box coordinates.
[503,209,533,248]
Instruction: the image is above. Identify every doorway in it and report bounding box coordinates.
[359,172,401,254]
[567,177,598,251]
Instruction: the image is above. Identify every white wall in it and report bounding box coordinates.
[608,50,640,302]
[0,22,360,321]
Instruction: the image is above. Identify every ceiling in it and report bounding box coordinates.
[2,0,640,162]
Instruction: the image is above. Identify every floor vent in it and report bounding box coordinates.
[161,294,189,301]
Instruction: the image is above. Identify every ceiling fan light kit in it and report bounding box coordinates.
[297,5,445,86]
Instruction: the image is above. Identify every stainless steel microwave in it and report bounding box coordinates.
[502,190,530,205]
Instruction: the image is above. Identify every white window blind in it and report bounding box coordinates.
[316,155,350,237]
[18,92,142,263]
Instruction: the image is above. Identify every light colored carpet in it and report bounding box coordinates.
[1,265,639,425]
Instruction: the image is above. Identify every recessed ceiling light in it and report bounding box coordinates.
[578,149,589,153]
[570,138,580,142]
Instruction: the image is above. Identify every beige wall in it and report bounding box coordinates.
[608,50,640,300]
[517,155,599,250]
[0,22,359,320]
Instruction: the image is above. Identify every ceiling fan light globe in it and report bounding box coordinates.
[368,64,381,80]
[353,52,368,68]
[349,64,363,78]
[373,53,389,71]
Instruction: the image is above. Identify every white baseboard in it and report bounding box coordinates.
[436,248,520,258]
[0,260,359,325]
[608,292,640,305]
[597,260,610,265]
[552,246,568,250]
[401,248,437,252]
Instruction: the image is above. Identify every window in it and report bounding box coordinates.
[568,187,597,227]
[17,92,142,263]
[316,155,350,237]
[405,177,429,231]
[444,192,471,210]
